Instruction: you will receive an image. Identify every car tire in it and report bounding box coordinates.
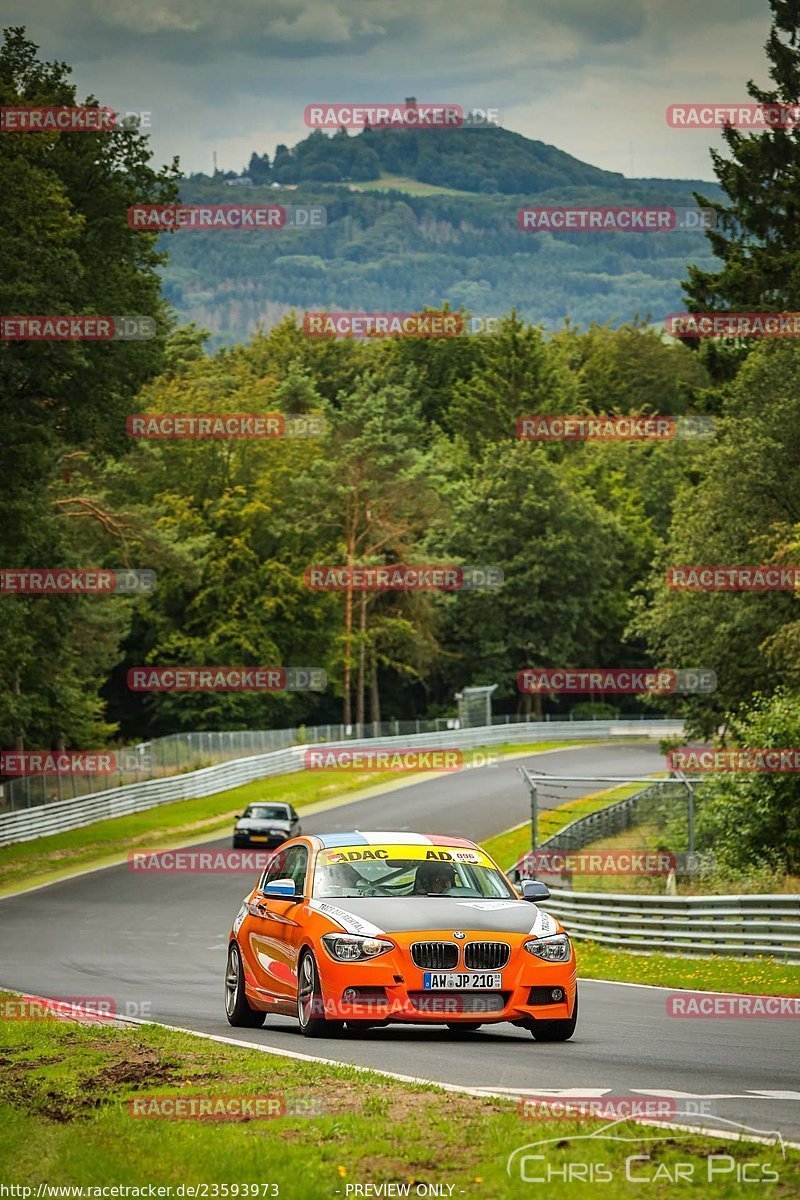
[297,950,344,1038]
[529,990,578,1042]
[446,1023,482,1035]
[225,942,266,1027]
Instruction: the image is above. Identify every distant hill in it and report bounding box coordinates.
[162,124,722,346]
[241,124,632,195]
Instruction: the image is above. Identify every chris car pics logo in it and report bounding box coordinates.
[507,1117,784,1184]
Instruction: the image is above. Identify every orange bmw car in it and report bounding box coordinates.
[225,831,577,1041]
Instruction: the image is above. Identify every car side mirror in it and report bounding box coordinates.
[521,879,551,902]
[263,878,297,899]
[234,814,241,820]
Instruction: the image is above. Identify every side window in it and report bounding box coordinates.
[282,845,309,895]
[260,849,287,891]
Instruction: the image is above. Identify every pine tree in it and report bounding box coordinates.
[683,1,800,312]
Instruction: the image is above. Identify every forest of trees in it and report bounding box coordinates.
[165,175,722,347]
[2,1,800,874]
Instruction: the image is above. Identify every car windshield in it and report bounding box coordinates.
[244,805,289,820]
[313,847,515,899]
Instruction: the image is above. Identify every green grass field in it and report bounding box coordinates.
[576,941,800,994]
[1,1001,795,1199]
[347,173,467,196]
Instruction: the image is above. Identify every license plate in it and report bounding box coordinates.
[422,972,502,990]
[250,835,268,842]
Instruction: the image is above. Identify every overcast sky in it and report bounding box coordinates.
[3,0,772,179]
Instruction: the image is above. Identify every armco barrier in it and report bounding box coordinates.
[0,720,681,846]
[545,890,800,960]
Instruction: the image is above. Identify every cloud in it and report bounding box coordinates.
[265,2,386,44]
[0,0,777,177]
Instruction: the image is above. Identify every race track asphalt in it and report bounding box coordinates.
[2,742,797,1142]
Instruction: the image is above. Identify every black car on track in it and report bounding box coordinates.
[232,802,301,849]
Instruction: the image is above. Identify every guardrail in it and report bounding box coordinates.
[0,719,681,847]
[544,889,800,960]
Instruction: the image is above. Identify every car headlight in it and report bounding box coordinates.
[523,933,571,962]
[321,934,393,961]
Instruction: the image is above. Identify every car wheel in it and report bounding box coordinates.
[529,991,578,1042]
[446,1023,482,1035]
[225,942,266,1027]
[297,950,344,1038]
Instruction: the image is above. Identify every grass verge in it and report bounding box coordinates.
[0,740,592,898]
[1,998,795,1198]
[576,940,800,995]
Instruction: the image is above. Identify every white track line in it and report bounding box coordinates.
[2,987,798,1150]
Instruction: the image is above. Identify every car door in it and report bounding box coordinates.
[249,844,309,1004]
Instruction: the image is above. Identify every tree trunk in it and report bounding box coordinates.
[355,592,367,729]
[12,673,23,750]
[369,651,381,727]
[343,513,356,726]
[343,587,352,726]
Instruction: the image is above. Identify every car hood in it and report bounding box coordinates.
[307,895,559,937]
[237,818,291,830]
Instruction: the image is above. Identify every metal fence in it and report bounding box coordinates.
[0,719,681,846]
[532,783,664,853]
[0,711,670,813]
[544,889,800,959]
[509,777,794,958]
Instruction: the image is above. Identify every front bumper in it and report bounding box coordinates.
[233,832,287,848]
[317,938,577,1024]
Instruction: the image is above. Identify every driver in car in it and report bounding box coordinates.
[413,860,456,895]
